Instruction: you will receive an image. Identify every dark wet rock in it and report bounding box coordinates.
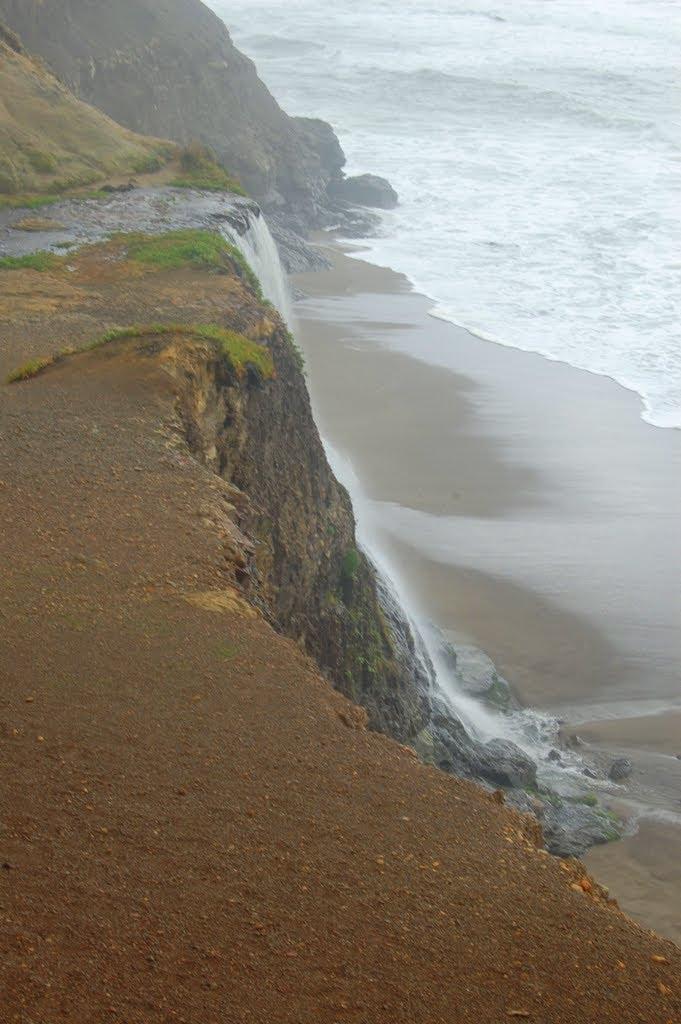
[547,748,562,762]
[421,698,537,790]
[609,757,633,782]
[101,182,136,193]
[542,800,623,858]
[481,739,537,789]
[505,788,545,818]
[441,641,519,712]
[582,766,599,780]
[268,217,331,273]
[329,173,398,210]
[0,188,260,260]
[565,733,585,749]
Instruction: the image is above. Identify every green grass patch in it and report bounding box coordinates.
[0,251,62,271]
[216,642,238,661]
[283,328,305,372]
[25,149,58,175]
[0,193,61,210]
[567,793,599,808]
[6,322,275,386]
[5,357,54,383]
[131,153,166,175]
[171,172,246,195]
[171,142,246,196]
[118,229,263,297]
[88,323,275,380]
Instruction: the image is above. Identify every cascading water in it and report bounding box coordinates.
[321,437,590,793]
[221,209,293,326]
[221,203,591,796]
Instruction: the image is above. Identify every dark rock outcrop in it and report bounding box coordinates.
[329,173,399,210]
[542,801,622,858]
[418,697,536,790]
[166,302,433,742]
[609,757,633,782]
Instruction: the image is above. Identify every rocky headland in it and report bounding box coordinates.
[0,0,395,240]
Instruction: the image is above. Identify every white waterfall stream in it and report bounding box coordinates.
[221,212,293,326]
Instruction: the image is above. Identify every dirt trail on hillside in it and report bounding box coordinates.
[1,265,679,1023]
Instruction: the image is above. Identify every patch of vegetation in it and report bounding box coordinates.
[5,322,275,386]
[170,142,246,196]
[118,229,263,297]
[283,327,305,372]
[0,251,61,272]
[131,153,165,175]
[6,357,53,383]
[51,171,101,192]
[340,547,361,603]
[193,324,275,380]
[216,642,238,661]
[0,193,60,210]
[567,793,599,808]
[90,323,274,380]
[25,149,58,175]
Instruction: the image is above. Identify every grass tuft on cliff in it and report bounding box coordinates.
[5,323,275,385]
[119,229,263,297]
[5,356,54,383]
[0,251,62,272]
[0,230,265,303]
[170,143,247,196]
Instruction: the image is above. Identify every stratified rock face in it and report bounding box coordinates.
[0,0,344,224]
[329,173,399,210]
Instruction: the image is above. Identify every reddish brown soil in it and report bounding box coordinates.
[1,259,679,1023]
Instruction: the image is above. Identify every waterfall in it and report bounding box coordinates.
[221,209,293,326]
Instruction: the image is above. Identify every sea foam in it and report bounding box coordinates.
[213,0,680,428]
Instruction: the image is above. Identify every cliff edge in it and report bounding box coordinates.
[1,234,679,1021]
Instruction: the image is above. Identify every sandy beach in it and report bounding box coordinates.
[293,242,681,942]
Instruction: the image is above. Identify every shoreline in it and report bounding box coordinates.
[292,238,681,942]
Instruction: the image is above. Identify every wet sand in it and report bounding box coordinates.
[293,242,681,942]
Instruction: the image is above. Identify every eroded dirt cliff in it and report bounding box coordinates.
[1,234,680,1023]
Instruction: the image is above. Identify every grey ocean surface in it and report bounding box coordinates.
[212,0,680,428]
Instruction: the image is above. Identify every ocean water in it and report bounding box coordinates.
[209,0,681,428]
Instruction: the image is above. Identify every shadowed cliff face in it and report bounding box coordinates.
[0,0,346,224]
[171,324,433,741]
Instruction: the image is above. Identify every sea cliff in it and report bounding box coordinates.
[1,9,680,1020]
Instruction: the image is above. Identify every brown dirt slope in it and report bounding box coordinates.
[0,253,680,1024]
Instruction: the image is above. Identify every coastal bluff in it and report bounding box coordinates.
[1,226,680,1022]
[1,5,680,1020]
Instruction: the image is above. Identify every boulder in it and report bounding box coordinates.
[441,641,518,711]
[481,739,537,789]
[609,757,633,782]
[426,703,538,791]
[329,173,398,210]
[542,801,622,857]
